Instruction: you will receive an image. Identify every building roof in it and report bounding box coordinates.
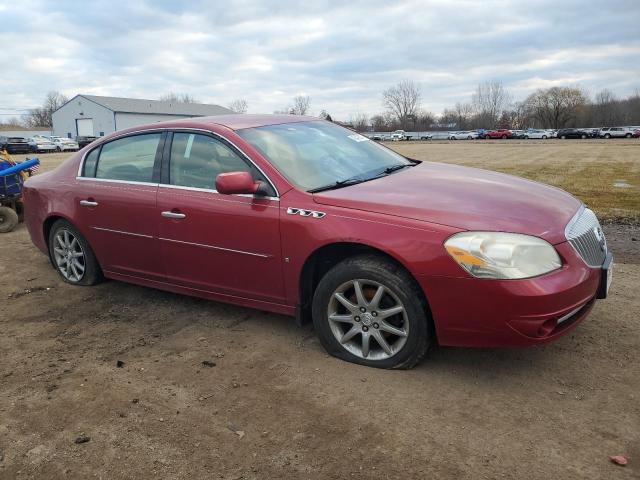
[63,94,232,116]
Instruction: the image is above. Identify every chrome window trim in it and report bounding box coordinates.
[157,183,279,202]
[159,237,271,258]
[76,177,159,187]
[76,127,280,198]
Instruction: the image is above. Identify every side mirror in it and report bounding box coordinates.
[215,171,267,195]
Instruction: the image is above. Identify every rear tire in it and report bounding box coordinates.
[312,255,432,369]
[625,133,632,138]
[0,206,19,233]
[48,219,103,286]
[605,134,611,139]
[501,135,507,139]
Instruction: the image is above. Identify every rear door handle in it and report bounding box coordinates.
[161,211,186,219]
[80,200,98,207]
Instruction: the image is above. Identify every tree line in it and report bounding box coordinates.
[364,80,640,132]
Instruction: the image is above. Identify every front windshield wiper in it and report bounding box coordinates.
[308,163,415,194]
[307,177,368,193]
[382,163,412,174]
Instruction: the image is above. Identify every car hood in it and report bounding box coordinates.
[312,161,581,244]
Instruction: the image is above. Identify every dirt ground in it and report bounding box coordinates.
[1,143,639,479]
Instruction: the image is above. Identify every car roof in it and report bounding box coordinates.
[151,114,318,131]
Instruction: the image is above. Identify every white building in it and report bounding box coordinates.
[52,94,232,139]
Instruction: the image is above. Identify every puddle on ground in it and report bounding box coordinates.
[613,180,632,188]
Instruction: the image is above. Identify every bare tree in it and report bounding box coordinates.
[23,91,69,128]
[228,99,248,114]
[319,109,333,122]
[471,81,511,127]
[382,80,422,129]
[524,87,588,129]
[349,113,369,132]
[292,95,311,115]
[159,92,198,103]
[592,89,621,126]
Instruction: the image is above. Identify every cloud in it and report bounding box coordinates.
[1,0,639,120]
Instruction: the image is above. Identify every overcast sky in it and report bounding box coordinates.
[1,0,639,121]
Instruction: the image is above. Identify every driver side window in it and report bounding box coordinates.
[168,133,269,193]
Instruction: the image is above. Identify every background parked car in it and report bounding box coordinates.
[0,136,31,154]
[27,137,56,153]
[524,129,553,139]
[391,130,406,141]
[556,128,590,139]
[50,137,79,152]
[449,131,478,140]
[598,127,635,138]
[76,136,97,148]
[484,129,512,139]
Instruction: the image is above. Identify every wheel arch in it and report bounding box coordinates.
[43,214,75,249]
[296,241,431,327]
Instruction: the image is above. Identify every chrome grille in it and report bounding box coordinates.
[565,207,607,267]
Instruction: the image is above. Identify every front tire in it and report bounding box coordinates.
[312,255,432,369]
[49,219,103,285]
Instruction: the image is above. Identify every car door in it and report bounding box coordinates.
[156,131,285,304]
[74,131,165,281]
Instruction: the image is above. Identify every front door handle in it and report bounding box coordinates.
[80,199,98,207]
[161,211,186,219]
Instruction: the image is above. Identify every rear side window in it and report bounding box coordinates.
[167,132,273,194]
[94,133,161,182]
[82,148,100,177]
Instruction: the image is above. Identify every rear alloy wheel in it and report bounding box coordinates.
[626,133,632,138]
[49,220,102,285]
[561,135,567,139]
[501,135,507,139]
[0,206,19,233]
[312,255,431,369]
[605,134,611,139]
[542,135,547,139]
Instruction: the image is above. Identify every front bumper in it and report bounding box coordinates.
[418,241,608,347]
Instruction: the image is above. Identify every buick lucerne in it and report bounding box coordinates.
[23,115,613,369]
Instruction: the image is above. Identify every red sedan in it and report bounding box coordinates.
[484,129,513,139]
[23,115,612,369]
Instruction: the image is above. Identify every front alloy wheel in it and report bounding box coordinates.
[312,255,432,369]
[328,279,409,360]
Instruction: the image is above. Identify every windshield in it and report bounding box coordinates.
[237,121,411,191]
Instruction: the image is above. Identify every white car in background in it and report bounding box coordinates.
[27,137,56,153]
[598,127,635,138]
[50,136,79,152]
[524,129,553,139]
[391,130,406,141]
[448,131,478,140]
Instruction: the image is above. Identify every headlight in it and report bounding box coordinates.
[444,232,561,279]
